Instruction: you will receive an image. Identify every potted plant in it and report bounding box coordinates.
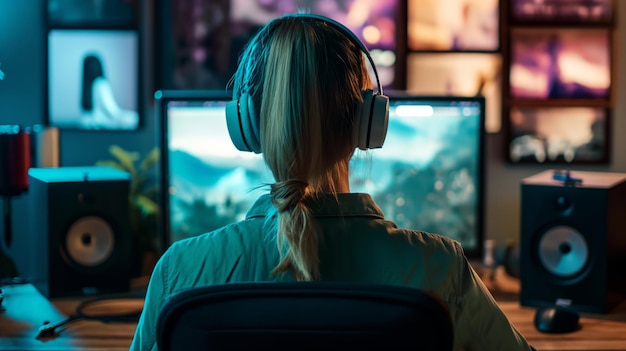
[96,145,160,278]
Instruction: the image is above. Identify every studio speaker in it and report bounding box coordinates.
[520,170,626,314]
[15,166,132,297]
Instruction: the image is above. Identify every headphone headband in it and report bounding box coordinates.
[287,13,384,95]
[226,13,389,154]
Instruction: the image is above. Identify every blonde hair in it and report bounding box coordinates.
[231,15,372,281]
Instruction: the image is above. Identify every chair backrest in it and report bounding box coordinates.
[156,282,454,351]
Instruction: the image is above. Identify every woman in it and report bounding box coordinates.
[131,13,534,351]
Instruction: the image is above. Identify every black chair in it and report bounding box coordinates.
[156,282,454,351]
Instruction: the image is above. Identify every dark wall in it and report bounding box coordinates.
[1,2,45,130]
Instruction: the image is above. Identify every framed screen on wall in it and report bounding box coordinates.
[508,28,611,101]
[408,0,500,52]
[154,0,407,91]
[406,52,502,133]
[47,0,138,28]
[507,106,609,164]
[47,29,140,130]
[511,0,613,24]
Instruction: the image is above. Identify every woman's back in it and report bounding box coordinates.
[146,192,532,351]
[163,193,458,288]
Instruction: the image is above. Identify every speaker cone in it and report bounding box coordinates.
[66,216,115,267]
[538,225,588,277]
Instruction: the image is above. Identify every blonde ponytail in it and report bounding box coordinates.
[230,15,372,281]
[270,180,319,281]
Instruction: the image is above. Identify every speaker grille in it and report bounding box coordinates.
[65,216,115,267]
[538,225,589,277]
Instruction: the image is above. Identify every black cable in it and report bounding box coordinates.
[37,291,145,339]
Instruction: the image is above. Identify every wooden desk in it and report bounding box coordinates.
[0,283,138,351]
[1,271,626,351]
[481,268,626,351]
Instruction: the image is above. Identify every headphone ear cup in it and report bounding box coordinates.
[225,93,262,153]
[367,94,389,149]
[225,99,250,152]
[355,89,389,150]
[355,89,373,150]
[241,93,262,153]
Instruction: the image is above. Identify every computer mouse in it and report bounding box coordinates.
[534,306,581,333]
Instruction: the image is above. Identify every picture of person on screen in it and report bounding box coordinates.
[131,13,535,351]
[80,53,139,129]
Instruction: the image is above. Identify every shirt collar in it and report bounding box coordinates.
[246,193,385,220]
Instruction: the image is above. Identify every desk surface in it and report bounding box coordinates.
[1,270,625,351]
[0,283,138,351]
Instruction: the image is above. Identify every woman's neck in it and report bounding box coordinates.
[318,159,351,193]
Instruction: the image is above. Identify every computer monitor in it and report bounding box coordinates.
[157,91,485,258]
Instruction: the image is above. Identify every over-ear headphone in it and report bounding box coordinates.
[225,13,389,154]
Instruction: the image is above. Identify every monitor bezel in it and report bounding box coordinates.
[155,89,233,252]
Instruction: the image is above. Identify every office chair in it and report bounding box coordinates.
[156,282,454,351]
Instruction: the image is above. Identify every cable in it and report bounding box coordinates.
[37,291,145,339]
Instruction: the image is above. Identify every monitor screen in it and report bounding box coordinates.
[157,91,485,257]
[47,29,140,130]
[154,0,406,91]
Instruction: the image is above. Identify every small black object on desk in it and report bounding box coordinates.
[534,306,581,334]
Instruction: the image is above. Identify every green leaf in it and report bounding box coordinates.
[110,145,139,176]
[140,148,160,173]
[96,145,162,262]
[134,194,160,217]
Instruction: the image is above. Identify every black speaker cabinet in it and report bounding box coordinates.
[520,170,626,314]
[15,166,132,297]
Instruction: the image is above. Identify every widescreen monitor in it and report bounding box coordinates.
[157,90,485,257]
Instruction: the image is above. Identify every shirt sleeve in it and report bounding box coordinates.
[129,250,170,351]
[452,244,535,351]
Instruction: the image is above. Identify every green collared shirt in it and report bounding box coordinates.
[130,193,533,351]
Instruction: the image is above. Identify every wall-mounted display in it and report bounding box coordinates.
[47,0,138,28]
[155,0,407,91]
[507,106,609,164]
[406,53,502,132]
[45,0,141,131]
[509,28,611,101]
[511,0,613,24]
[408,0,499,52]
[47,30,140,130]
